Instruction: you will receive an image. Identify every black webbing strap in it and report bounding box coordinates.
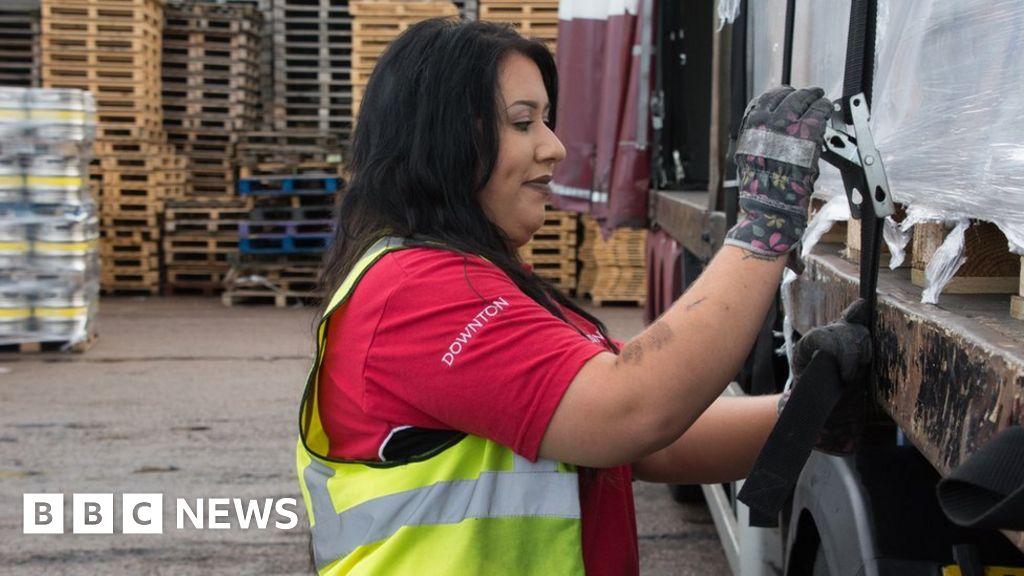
[936,426,1024,531]
[737,0,879,527]
[741,351,843,526]
[840,0,882,323]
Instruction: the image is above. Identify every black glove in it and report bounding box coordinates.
[791,299,873,454]
[725,86,833,265]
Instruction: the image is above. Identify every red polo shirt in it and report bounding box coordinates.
[318,247,638,576]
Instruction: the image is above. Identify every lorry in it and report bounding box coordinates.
[645,1,1024,574]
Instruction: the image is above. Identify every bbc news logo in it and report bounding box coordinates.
[24,494,299,534]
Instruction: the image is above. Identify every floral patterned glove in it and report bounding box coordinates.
[725,86,833,262]
[792,299,873,454]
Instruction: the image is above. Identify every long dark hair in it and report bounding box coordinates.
[321,17,615,344]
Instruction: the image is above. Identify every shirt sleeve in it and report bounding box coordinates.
[359,249,608,461]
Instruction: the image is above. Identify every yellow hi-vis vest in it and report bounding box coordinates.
[297,236,585,575]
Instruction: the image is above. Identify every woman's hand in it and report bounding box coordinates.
[725,86,833,261]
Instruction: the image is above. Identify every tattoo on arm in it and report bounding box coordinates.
[618,321,674,366]
[741,249,780,262]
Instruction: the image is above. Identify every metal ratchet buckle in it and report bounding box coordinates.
[820,93,895,220]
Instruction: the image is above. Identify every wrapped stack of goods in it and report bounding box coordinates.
[0,1,40,88]
[160,1,262,295]
[0,87,98,352]
[271,0,353,141]
[581,216,647,306]
[221,171,339,306]
[349,0,458,118]
[518,205,578,294]
[477,0,557,54]
[40,0,187,296]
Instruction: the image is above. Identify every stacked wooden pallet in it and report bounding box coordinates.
[453,0,477,20]
[519,206,578,293]
[159,2,263,295]
[580,216,647,306]
[349,0,459,118]
[271,0,352,141]
[1012,259,1024,321]
[222,172,339,306]
[577,216,598,297]
[478,0,558,53]
[234,130,343,178]
[162,1,261,197]
[0,5,40,87]
[41,0,187,295]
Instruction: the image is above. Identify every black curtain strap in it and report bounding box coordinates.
[937,426,1024,531]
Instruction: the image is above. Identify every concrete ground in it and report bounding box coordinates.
[0,296,728,575]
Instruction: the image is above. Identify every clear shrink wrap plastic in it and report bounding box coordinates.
[751,0,1024,304]
[0,87,99,348]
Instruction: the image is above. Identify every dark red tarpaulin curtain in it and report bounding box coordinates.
[551,0,655,232]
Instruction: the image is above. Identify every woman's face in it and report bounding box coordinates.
[479,52,567,248]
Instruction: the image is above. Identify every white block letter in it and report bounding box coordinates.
[123,494,163,534]
[73,494,113,534]
[208,498,230,529]
[23,494,63,534]
[176,498,203,529]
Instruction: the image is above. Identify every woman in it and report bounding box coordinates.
[297,17,834,576]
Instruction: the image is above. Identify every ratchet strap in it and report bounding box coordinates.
[737,0,882,527]
[936,426,1024,531]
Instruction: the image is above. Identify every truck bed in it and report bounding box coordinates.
[788,245,1024,552]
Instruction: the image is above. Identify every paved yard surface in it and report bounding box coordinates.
[0,296,728,575]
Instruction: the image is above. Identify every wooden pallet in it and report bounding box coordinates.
[0,10,40,87]
[911,221,1020,295]
[520,240,576,261]
[0,331,97,354]
[349,0,459,18]
[100,237,159,258]
[221,289,319,307]
[1011,259,1024,321]
[589,265,646,306]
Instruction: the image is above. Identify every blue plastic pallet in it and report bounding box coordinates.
[238,234,333,254]
[238,220,333,238]
[237,175,341,196]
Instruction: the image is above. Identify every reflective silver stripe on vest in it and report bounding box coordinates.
[304,457,579,570]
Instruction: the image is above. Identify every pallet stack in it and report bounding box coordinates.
[222,172,339,306]
[349,0,459,118]
[477,0,557,54]
[271,0,353,142]
[0,3,40,88]
[234,130,343,177]
[519,205,578,293]
[581,216,647,306]
[160,1,263,295]
[162,1,261,197]
[40,0,187,295]
[1013,259,1024,321]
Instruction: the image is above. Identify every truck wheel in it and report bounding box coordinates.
[812,546,830,576]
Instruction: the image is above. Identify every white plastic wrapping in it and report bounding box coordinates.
[758,0,1024,302]
[820,1,1024,298]
[0,87,99,348]
[716,0,741,30]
